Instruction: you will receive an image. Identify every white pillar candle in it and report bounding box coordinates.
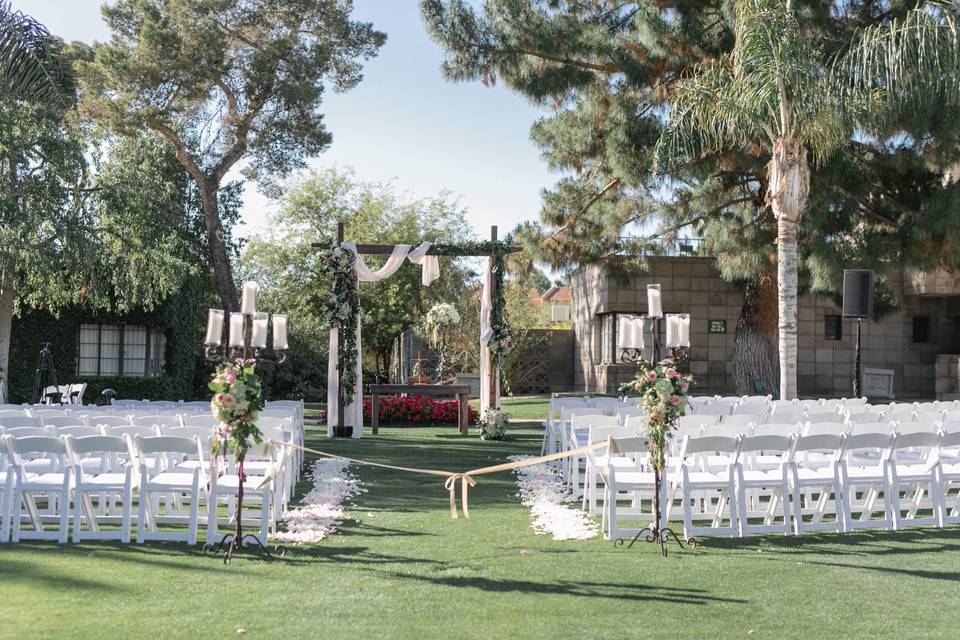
[665,314,679,347]
[204,309,224,345]
[240,281,258,315]
[251,313,269,348]
[678,315,691,347]
[229,312,245,347]
[272,314,288,351]
[618,316,632,348]
[647,284,663,318]
[631,319,646,349]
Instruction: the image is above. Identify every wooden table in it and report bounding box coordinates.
[369,384,472,436]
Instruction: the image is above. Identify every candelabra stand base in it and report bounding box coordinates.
[615,526,694,558]
[203,533,287,565]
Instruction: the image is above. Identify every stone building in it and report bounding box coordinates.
[571,257,960,400]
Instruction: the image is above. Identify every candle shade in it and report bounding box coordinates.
[272,314,288,351]
[665,314,679,347]
[228,312,245,347]
[204,309,224,345]
[677,314,691,347]
[647,284,663,318]
[630,318,646,350]
[251,313,269,348]
[617,316,632,348]
[240,281,258,315]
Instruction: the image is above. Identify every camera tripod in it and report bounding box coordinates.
[33,342,60,404]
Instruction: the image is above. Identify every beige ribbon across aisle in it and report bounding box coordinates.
[266,439,613,520]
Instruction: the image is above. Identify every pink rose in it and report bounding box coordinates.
[670,395,682,407]
[223,368,237,384]
[681,382,690,393]
[644,371,658,382]
[217,393,236,408]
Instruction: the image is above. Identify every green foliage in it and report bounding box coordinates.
[0,2,74,106]
[240,166,478,399]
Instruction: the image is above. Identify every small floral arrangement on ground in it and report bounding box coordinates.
[209,359,265,459]
[477,407,509,440]
[321,395,479,426]
[619,358,694,472]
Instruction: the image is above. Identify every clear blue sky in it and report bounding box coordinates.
[12,0,555,242]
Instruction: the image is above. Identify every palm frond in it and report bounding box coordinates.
[834,1,960,131]
[0,1,73,106]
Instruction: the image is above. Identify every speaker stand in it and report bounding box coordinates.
[853,318,862,398]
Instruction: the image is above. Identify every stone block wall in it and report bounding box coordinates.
[572,258,960,400]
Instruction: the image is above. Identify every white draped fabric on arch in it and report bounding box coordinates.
[325,242,498,438]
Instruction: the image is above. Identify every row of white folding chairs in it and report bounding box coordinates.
[590,429,960,543]
[0,432,292,545]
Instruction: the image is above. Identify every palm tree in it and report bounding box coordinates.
[0,1,72,105]
[654,0,960,400]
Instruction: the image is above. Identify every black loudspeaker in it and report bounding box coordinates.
[842,269,874,318]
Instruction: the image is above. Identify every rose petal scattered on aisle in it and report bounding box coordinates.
[272,458,365,545]
[509,455,599,541]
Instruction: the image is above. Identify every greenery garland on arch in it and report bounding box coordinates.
[314,239,515,407]
[314,243,360,406]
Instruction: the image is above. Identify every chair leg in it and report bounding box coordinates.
[73,491,83,543]
[121,488,132,545]
[206,491,218,545]
[188,486,199,546]
[57,489,69,545]
[136,489,148,544]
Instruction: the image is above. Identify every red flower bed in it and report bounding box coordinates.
[323,395,478,426]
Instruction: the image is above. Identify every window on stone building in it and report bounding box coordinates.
[912,316,931,344]
[824,315,843,341]
[599,313,616,364]
[78,324,167,377]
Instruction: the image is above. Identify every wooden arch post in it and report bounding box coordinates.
[317,222,511,437]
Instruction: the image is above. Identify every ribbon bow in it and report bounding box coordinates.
[443,473,477,519]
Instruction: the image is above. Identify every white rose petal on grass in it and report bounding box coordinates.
[509,455,599,541]
[272,458,366,545]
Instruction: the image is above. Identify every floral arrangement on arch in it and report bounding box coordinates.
[619,359,694,472]
[209,359,265,459]
[476,407,509,440]
[314,243,360,406]
[487,251,514,362]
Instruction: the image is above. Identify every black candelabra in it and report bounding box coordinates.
[201,283,290,564]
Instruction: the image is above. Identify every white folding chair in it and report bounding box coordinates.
[567,414,619,497]
[41,415,83,429]
[85,415,133,428]
[840,432,896,531]
[582,424,634,515]
[885,431,942,530]
[206,442,279,546]
[65,435,137,543]
[0,416,43,430]
[0,443,13,542]
[789,433,846,534]
[4,435,71,543]
[937,430,960,525]
[135,435,205,545]
[735,434,794,536]
[721,414,763,428]
[672,434,740,540]
[590,436,662,542]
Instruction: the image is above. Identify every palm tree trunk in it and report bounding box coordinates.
[767,138,810,400]
[732,272,779,398]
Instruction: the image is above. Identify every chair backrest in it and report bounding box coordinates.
[3,426,52,438]
[615,406,646,420]
[31,408,68,418]
[182,415,220,428]
[550,396,589,418]
[678,414,720,429]
[733,401,769,417]
[792,433,845,454]
[106,425,159,439]
[722,414,763,427]
[752,422,803,437]
[890,431,940,451]
[41,415,82,428]
[588,424,633,444]
[806,411,843,424]
[0,415,43,429]
[622,414,648,433]
[895,420,939,434]
[589,396,622,412]
[769,399,798,412]
[820,399,844,412]
[913,411,943,425]
[130,414,182,428]
[848,421,896,435]
[737,435,794,459]
[53,425,102,438]
[842,432,895,457]
[702,423,752,438]
[939,430,960,448]
[884,404,916,417]
[136,434,201,456]
[681,434,740,456]
[846,412,881,424]
[163,426,213,441]
[803,421,851,436]
[796,399,821,411]
[697,403,734,417]
[607,436,649,456]
[769,408,804,424]
[66,434,131,456]
[841,397,867,410]
[112,399,146,408]
[87,415,133,427]
[6,435,67,455]
[571,414,620,429]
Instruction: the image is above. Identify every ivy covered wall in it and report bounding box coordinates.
[8,280,211,404]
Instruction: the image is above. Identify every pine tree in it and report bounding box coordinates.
[424,1,960,397]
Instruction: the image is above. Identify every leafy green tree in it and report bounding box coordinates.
[654,0,960,398]
[77,0,385,311]
[0,1,73,105]
[240,167,477,399]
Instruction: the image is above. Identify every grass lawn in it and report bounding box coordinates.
[2,396,959,639]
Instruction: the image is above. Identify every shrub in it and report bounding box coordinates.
[323,395,478,426]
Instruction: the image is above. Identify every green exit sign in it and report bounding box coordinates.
[709,320,727,334]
